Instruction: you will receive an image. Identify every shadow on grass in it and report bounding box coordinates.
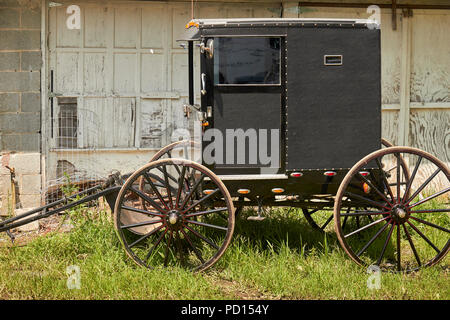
[233,207,340,257]
[232,207,400,267]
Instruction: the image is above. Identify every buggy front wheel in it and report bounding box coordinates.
[114,158,235,272]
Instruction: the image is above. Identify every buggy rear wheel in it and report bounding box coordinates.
[334,146,449,272]
[114,158,235,272]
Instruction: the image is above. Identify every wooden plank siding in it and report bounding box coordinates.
[43,2,449,185]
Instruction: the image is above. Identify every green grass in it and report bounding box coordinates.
[0,206,448,300]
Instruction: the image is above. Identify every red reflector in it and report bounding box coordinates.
[290,172,303,178]
[360,171,370,177]
[324,171,336,177]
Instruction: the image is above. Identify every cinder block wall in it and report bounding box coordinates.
[0,0,42,215]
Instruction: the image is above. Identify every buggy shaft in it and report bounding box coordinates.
[0,185,121,233]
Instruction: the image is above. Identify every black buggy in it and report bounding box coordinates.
[1,18,448,273]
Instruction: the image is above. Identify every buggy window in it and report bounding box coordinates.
[214,37,280,85]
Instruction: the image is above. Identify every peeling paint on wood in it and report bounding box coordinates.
[409,109,450,163]
[382,110,400,146]
[410,12,450,103]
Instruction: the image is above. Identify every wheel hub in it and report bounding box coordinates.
[166,210,183,229]
[390,205,409,224]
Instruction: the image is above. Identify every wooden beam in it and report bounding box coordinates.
[392,0,397,30]
[398,9,412,146]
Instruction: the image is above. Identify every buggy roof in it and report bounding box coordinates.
[180,18,379,41]
[193,18,379,28]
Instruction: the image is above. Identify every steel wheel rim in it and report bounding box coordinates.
[114,158,235,272]
[334,146,449,272]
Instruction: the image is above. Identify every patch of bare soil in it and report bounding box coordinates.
[0,214,73,247]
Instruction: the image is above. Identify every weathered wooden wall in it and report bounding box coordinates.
[43,2,449,185]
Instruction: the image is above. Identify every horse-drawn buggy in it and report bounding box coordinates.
[1,18,448,273]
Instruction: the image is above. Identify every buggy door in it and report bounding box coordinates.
[201,37,284,174]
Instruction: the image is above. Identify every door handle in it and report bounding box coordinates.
[201,73,207,95]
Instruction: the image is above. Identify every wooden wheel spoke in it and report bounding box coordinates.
[146,172,177,193]
[340,210,389,217]
[145,229,168,264]
[356,220,391,257]
[129,224,165,248]
[376,158,395,203]
[409,216,450,233]
[129,187,167,214]
[344,216,390,238]
[404,168,441,205]
[395,154,401,203]
[180,173,206,209]
[182,189,220,213]
[184,207,228,218]
[186,219,228,232]
[175,165,187,209]
[376,223,395,266]
[180,228,205,264]
[406,220,440,253]
[143,172,170,211]
[409,208,450,214]
[408,187,450,209]
[157,166,179,185]
[185,225,219,250]
[164,231,174,267]
[161,165,173,209]
[344,191,390,210]
[402,224,421,267]
[121,219,163,229]
[121,205,163,217]
[401,156,422,203]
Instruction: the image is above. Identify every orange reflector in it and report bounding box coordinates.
[271,188,285,194]
[360,171,370,177]
[290,172,303,178]
[363,183,371,194]
[237,189,250,195]
[324,171,336,177]
[185,21,199,29]
[203,189,214,195]
[202,121,209,127]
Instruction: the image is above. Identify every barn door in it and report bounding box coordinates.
[201,36,283,173]
[48,4,141,150]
